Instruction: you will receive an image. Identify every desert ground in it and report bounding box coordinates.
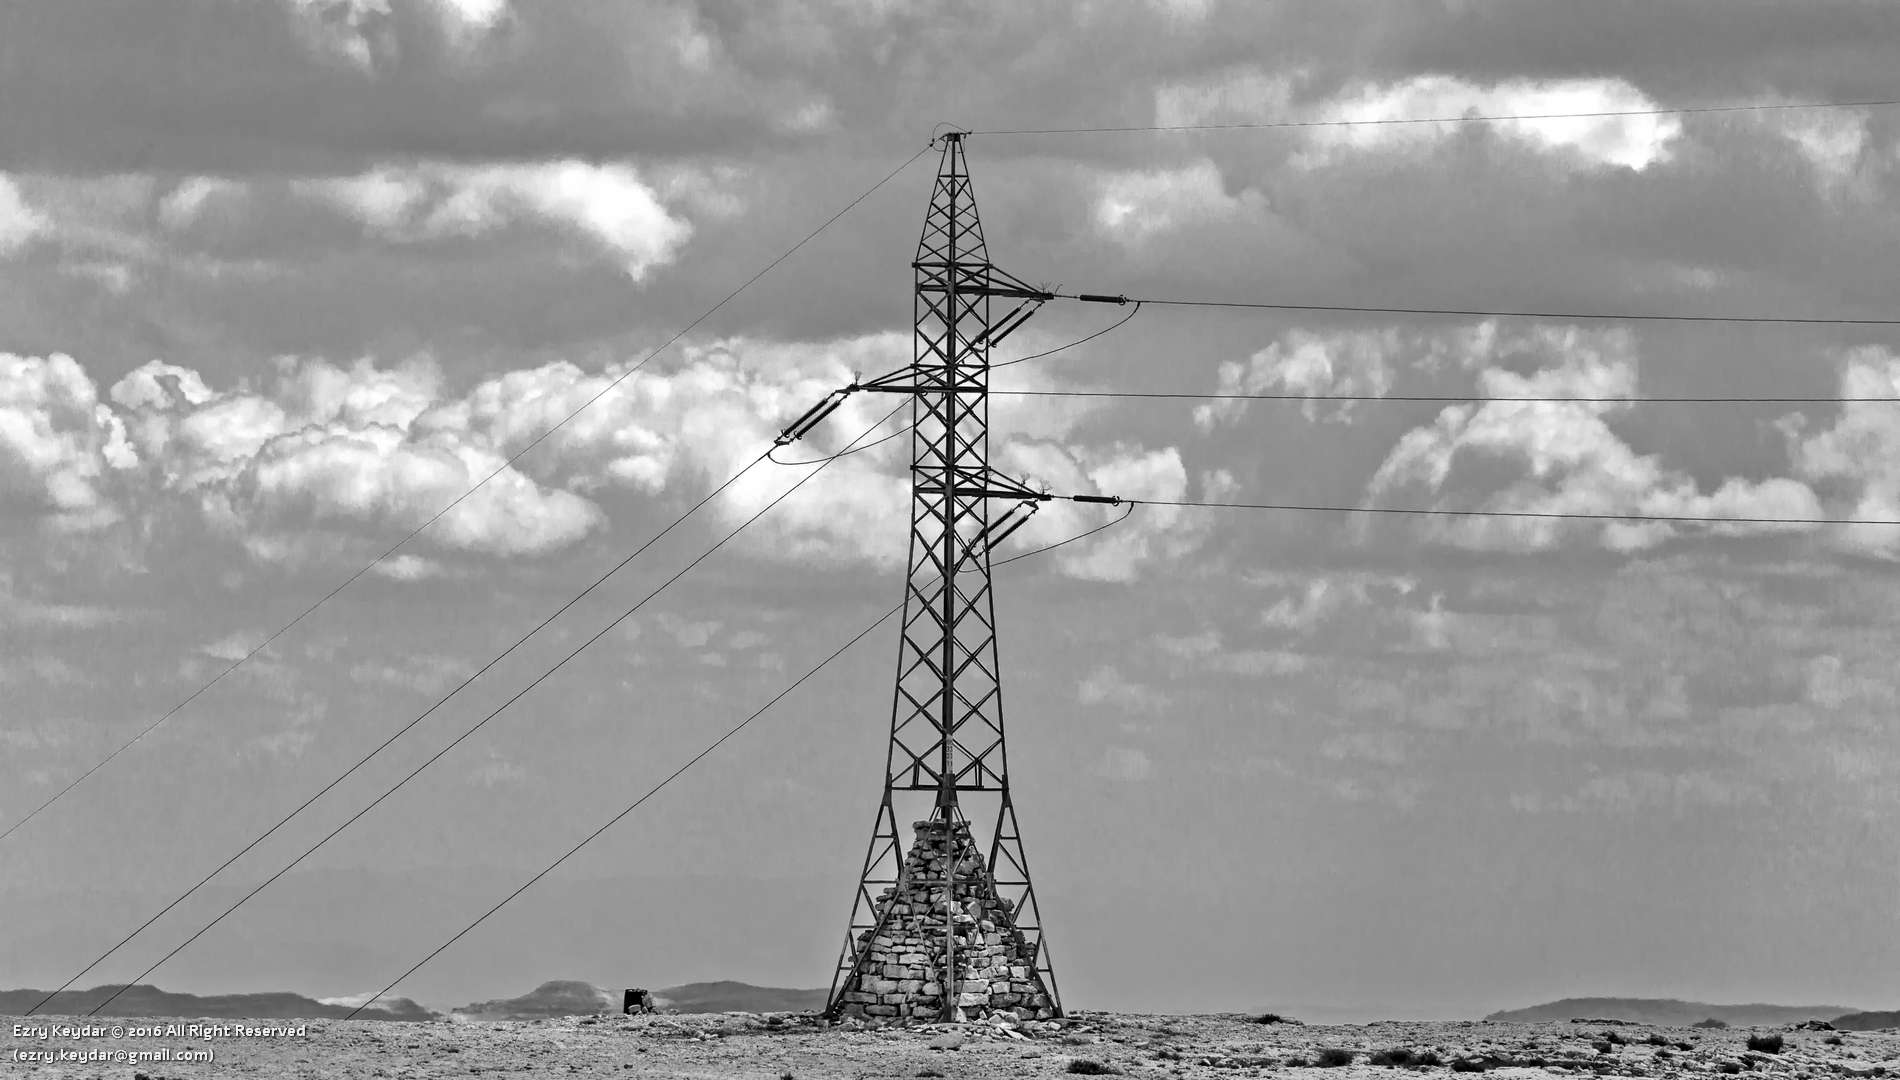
[5,1011,1898,1080]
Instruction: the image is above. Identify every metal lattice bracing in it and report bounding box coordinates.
[827,134,1063,1022]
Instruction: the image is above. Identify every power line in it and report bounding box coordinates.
[995,502,1135,566]
[770,416,913,466]
[24,450,773,1017]
[970,97,1900,136]
[1132,498,1900,528]
[0,143,933,847]
[346,603,903,1020]
[991,302,1144,370]
[994,390,1900,404]
[1055,294,1900,327]
[342,501,1136,1019]
[56,404,906,1020]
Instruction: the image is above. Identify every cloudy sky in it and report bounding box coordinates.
[6,0,1900,1021]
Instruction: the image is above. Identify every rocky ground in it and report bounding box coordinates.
[4,1010,1896,1080]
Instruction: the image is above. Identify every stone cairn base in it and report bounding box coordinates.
[833,818,1056,1023]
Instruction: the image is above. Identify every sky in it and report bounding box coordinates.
[4,0,1900,1022]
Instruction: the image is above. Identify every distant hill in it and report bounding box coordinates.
[1485,998,1858,1027]
[452,981,619,1020]
[0,984,434,1021]
[451,980,827,1019]
[1833,1011,1900,1031]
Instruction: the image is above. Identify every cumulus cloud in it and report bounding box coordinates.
[431,0,511,32]
[1077,664,1170,712]
[296,160,695,279]
[1158,70,1682,171]
[0,353,137,529]
[1257,572,1417,634]
[1759,106,1874,194]
[423,333,1167,575]
[9,336,1185,576]
[426,334,915,568]
[286,0,512,72]
[0,177,50,255]
[287,0,399,72]
[1152,628,1222,660]
[298,170,428,231]
[1196,328,1449,429]
[1092,159,1270,244]
[1785,347,1900,560]
[994,440,1210,581]
[1153,67,1297,131]
[233,423,602,558]
[157,177,248,232]
[1366,324,1822,552]
[109,354,599,560]
[1306,76,1682,171]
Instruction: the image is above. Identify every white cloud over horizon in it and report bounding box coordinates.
[0,340,1196,578]
[1190,320,1838,554]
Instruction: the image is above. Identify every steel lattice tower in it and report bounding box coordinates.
[825,133,1066,1022]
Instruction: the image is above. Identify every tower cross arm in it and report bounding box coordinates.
[910,261,1059,301]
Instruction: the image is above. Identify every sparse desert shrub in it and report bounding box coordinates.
[1592,1041,1615,1054]
[1695,1018,1730,1029]
[1316,1048,1357,1068]
[1061,1034,1095,1046]
[1066,1060,1121,1076]
[1286,1058,1311,1068]
[1645,1033,1670,1046]
[1369,1048,1418,1067]
[1826,1036,1845,1046]
[1253,1013,1289,1025]
[1655,1049,1673,1060]
[1602,1031,1626,1045]
[1747,1034,1784,1054]
[1719,1062,1743,1074]
[780,1072,795,1080]
[1677,1042,1695,1051]
[917,1070,944,1079]
[1153,1048,1184,1061]
[1449,1058,1486,1073]
[1414,1050,1444,1067]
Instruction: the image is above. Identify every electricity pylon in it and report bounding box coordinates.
[818,133,1071,1023]
[775,132,1126,1024]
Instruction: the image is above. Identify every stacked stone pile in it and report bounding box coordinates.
[833,818,1056,1023]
